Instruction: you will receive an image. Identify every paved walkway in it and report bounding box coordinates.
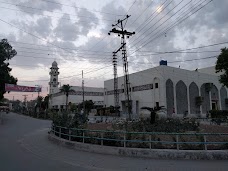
[1,113,228,171]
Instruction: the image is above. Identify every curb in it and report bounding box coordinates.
[48,133,228,160]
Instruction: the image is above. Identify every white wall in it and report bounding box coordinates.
[51,86,104,108]
[104,65,226,116]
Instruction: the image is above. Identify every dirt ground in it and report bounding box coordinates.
[200,124,228,133]
[87,123,112,130]
[87,122,228,133]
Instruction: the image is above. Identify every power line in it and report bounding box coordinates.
[168,55,217,63]
[10,40,226,57]
[130,0,212,54]
[7,40,112,53]
[126,0,137,14]
[0,1,114,22]
[0,18,113,71]
[128,0,157,27]
[128,0,199,49]
[17,64,113,82]
[14,49,111,58]
[131,50,219,57]
[0,18,81,54]
[130,0,187,48]
[129,0,172,42]
[130,55,217,65]
[0,6,101,25]
[40,0,125,16]
[111,0,173,53]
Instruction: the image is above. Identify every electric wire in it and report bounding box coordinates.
[129,0,212,55]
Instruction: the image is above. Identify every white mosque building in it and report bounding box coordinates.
[48,61,104,110]
[48,61,228,118]
[104,62,228,118]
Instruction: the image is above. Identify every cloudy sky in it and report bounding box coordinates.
[1,0,228,100]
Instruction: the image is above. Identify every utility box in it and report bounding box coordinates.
[159,60,167,66]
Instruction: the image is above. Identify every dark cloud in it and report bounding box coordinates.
[15,0,62,15]
[12,17,52,38]
[53,8,99,42]
[54,14,80,41]
[77,9,99,35]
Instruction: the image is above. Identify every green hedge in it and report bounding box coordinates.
[209,110,228,125]
[209,110,228,119]
[113,118,199,133]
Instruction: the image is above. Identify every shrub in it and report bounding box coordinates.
[113,118,199,133]
[209,110,228,125]
[52,112,87,128]
[209,110,228,119]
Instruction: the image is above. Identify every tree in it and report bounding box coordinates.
[37,96,43,108]
[78,100,94,115]
[59,84,75,111]
[36,96,43,117]
[43,95,49,110]
[215,47,228,87]
[141,106,164,124]
[0,39,17,100]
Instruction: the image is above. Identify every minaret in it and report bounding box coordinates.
[49,61,59,95]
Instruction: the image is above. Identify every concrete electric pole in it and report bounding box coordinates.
[109,15,135,120]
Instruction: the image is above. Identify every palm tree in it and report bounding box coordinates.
[60,84,75,111]
[141,106,164,124]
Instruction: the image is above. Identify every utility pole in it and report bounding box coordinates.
[109,15,135,120]
[112,43,126,116]
[22,95,28,113]
[82,70,85,116]
[112,52,118,116]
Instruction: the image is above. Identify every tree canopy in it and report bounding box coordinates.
[60,84,75,110]
[215,47,228,87]
[0,39,17,100]
[78,100,94,114]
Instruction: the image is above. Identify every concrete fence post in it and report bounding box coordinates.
[69,129,71,141]
[204,135,207,150]
[82,131,85,143]
[124,133,126,148]
[59,127,61,138]
[101,132,104,146]
[149,135,152,149]
[176,135,179,150]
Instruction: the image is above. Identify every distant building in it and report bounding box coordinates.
[48,61,104,110]
[104,64,228,118]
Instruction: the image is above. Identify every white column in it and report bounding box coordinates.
[209,91,212,110]
[160,78,166,107]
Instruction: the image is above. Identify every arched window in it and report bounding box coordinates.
[189,82,199,114]
[176,80,188,114]
[166,79,174,116]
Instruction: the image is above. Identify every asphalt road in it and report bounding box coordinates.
[0,112,228,171]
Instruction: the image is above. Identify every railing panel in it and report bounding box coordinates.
[51,125,228,150]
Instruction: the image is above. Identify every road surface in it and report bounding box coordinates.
[0,112,228,171]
